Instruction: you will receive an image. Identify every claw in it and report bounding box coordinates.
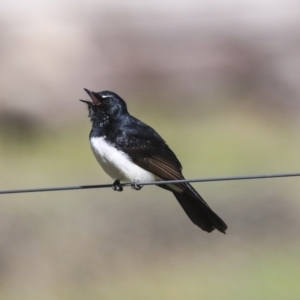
[131,182,143,191]
[112,180,123,192]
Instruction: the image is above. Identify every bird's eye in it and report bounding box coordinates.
[103,98,110,104]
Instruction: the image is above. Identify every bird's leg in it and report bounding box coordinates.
[112,180,123,192]
[131,180,143,191]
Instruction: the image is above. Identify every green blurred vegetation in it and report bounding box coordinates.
[0,104,300,299]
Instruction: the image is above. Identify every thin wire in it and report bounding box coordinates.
[0,172,300,195]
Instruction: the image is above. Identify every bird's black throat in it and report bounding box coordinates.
[88,107,131,143]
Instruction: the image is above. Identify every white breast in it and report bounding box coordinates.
[90,137,156,183]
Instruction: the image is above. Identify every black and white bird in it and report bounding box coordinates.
[80,89,227,233]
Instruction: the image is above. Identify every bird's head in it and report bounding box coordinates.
[80,89,128,121]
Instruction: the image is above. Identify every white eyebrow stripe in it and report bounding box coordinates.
[101,95,112,98]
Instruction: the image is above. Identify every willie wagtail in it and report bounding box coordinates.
[80,89,227,233]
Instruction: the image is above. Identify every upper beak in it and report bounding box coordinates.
[80,88,101,105]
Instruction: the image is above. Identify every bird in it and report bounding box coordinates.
[80,89,227,233]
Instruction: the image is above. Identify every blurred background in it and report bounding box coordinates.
[1,0,300,299]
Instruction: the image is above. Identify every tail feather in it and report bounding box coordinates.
[173,191,227,233]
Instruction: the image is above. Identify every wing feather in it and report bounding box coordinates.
[115,119,195,192]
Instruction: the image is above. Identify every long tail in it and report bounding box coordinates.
[173,190,227,233]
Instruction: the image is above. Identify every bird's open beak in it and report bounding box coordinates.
[80,88,101,105]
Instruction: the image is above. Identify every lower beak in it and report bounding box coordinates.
[80,99,92,104]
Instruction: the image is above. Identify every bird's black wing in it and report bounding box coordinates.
[115,118,186,184]
[115,118,205,197]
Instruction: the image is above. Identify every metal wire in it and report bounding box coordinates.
[0,172,300,195]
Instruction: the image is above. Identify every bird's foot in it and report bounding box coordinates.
[112,180,123,192]
[131,181,143,191]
